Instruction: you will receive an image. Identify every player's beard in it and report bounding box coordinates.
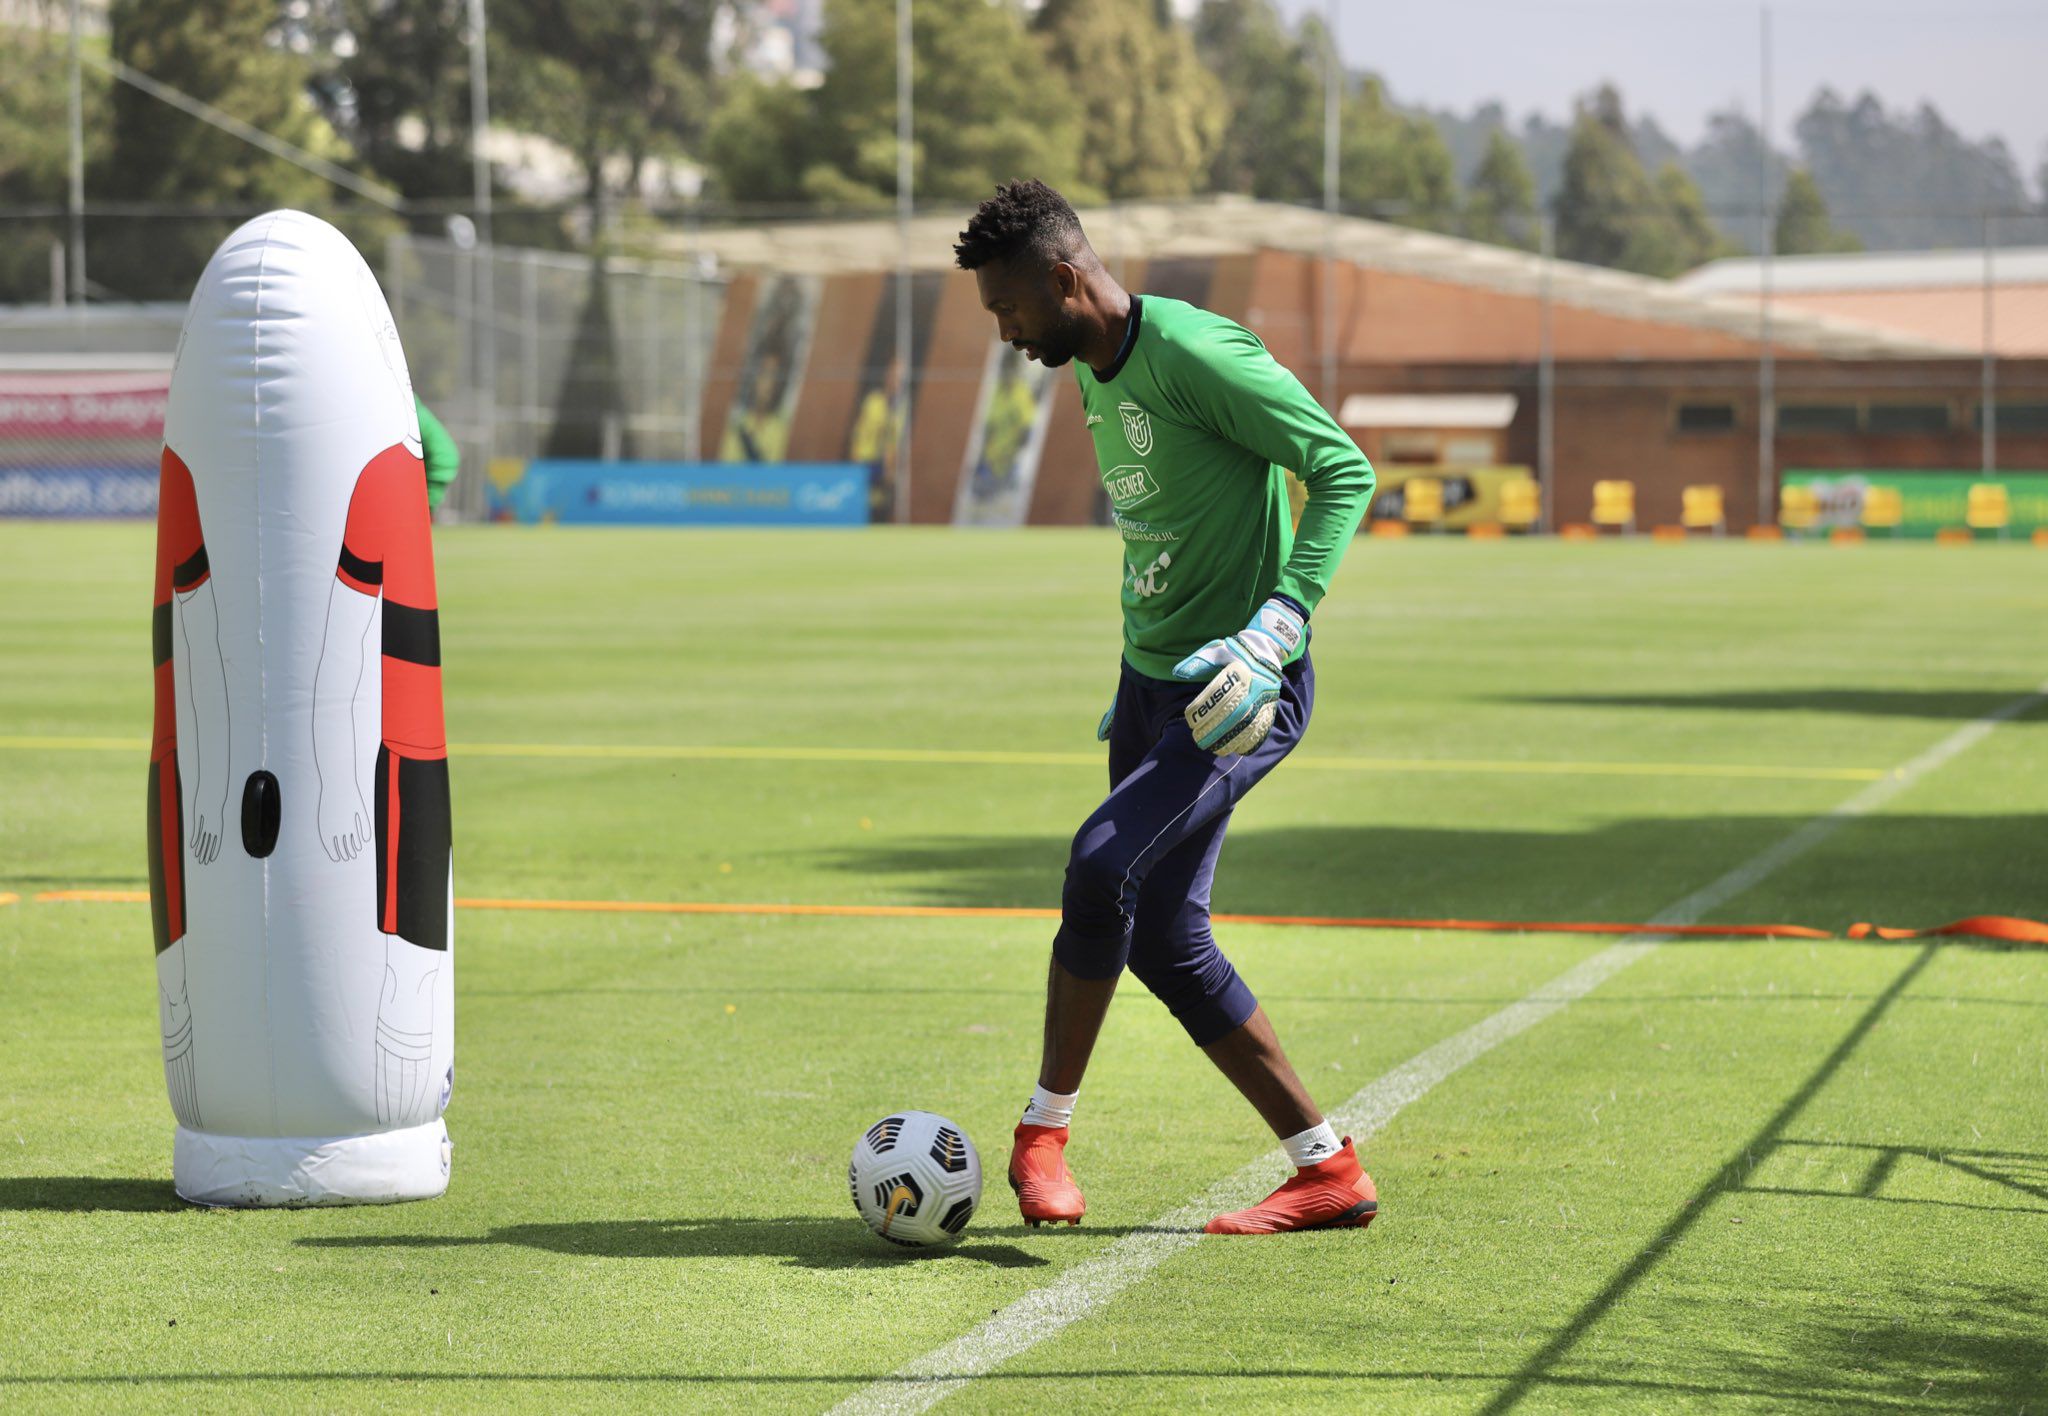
[1022,309,1087,369]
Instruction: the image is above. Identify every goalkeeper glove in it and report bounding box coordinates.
[1171,598,1306,755]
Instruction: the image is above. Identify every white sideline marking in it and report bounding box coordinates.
[828,681,2047,1416]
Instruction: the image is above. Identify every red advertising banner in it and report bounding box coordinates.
[0,371,170,441]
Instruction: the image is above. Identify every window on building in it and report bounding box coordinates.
[1867,403,1950,434]
[1777,404,1860,434]
[1976,402,2048,433]
[1675,403,1737,433]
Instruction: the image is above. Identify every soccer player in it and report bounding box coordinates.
[954,180,1379,1235]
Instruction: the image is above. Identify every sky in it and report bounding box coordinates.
[1269,0,2046,179]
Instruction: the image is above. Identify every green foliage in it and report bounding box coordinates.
[1034,0,1222,200]
[0,24,112,301]
[1775,167,1863,255]
[1193,0,1324,202]
[93,0,391,300]
[1462,128,1537,250]
[705,0,1085,210]
[489,0,715,219]
[1795,88,2029,249]
[1554,87,1727,276]
[1338,75,1457,230]
[315,0,475,205]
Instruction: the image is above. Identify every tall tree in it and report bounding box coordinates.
[314,0,474,208]
[1035,0,1223,200]
[1633,161,1732,274]
[704,0,1086,209]
[1462,128,1536,250]
[1796,88,2029,248]
[98,0,362,299]
[1338,74,1458,231]
[0,15,112,300]
[1684,108,1787,252]
[490,0,716,229]
[1553,86,1662,270]
[1774,167,1862,254]
[1194,0,1323,203]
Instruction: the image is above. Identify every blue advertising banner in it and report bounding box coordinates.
[487,459,870,526]
[0,466,159,518]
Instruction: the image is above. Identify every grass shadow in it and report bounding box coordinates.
[296,1216,1051,1270]
[0,1177,186,1212]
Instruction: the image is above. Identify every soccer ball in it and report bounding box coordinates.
[849,1111,982,1247]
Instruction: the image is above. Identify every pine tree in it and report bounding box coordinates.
[1195,0,1325,202]
[1463,129,1537,250]
[1774,168,1863,254]
[1339,75,1459,231]
[1553,86,1662,270]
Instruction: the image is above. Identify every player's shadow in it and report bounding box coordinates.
[1504,688,2047,721]
[297,1217,1052,1270]
[813,815,2048,932]
[0,1177,188,1212]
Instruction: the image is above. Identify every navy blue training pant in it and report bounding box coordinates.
[1053,653,1314,1046]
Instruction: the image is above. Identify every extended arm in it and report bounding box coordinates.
[1167,321,1376,614]
[175,579,230,865]
[311,580,378,861]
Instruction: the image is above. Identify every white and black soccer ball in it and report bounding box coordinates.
[848,1111,982,1247]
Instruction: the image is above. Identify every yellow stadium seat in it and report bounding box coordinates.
[1680,484,1724,533]
[1403,476,1445,527]
[1779,484,1818,533]
[1966,482,2010,534]
[1591,479,1635,532]
[1860,485,1903,532]
[1499,476,1540,531]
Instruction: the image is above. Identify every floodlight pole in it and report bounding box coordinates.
[895,0,913,524]
[1756,4,1775,529]
[67,0,84,305]
[1320,0,1339,412]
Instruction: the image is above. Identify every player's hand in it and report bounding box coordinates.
[319,787,370,862]
[1170,598,1305,755]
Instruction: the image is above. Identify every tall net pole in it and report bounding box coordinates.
[67,0,85,304]
[1982,211,1996,476]
[894,0,913,524]
[1756,4,1775,529]
[1320,0,1339,411]
[468,0,497,490]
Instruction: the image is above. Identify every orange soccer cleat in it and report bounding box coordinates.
[1008,1122,1086,1226]
[1205,1137,1378,1235]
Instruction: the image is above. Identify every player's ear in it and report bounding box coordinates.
[1051,260,1080,302]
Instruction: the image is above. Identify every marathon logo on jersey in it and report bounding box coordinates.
[1118,402,1154,456]
[1103,464,1159,511]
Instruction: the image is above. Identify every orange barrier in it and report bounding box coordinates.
[28,889,2043,946]
[1369,521,1410,539]
[1936,527,1973,546]
[1747,525,1783,541]
[1466,522,1506,541]
[1650,525,1687,543]
[2034,527,2048,547]
[1560,523,1597,541]
[1848,915,2048,945]
[1830,526,1865,545]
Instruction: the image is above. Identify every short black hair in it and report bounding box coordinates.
[953,179,1086,272]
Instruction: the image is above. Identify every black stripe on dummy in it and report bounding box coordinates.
[172,545,209,592]
[152,602,172,667]
[381,602,441,667]
[339,543,383,588]
[375,744,451,952]
[146,758,183,955]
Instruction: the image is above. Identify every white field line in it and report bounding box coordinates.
[828,680,2048,1416]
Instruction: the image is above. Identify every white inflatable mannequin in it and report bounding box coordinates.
[150,210,453,1205]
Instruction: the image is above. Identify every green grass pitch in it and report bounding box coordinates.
[3,524,2046,1412]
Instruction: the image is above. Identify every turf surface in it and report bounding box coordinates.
[3,526,2045,1412]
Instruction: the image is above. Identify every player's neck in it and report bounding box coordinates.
[1080,279,1135,375]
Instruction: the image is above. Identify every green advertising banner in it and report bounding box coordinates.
[1782,469,2048,537]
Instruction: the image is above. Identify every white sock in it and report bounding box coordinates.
[1020,1084,1078,1131]
[1282,1122,1341,1169]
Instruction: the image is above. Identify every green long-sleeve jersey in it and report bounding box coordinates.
[1078,295,1376,680]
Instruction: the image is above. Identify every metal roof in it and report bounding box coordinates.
[667,196,1955,359]
[1679,246,2048,296]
